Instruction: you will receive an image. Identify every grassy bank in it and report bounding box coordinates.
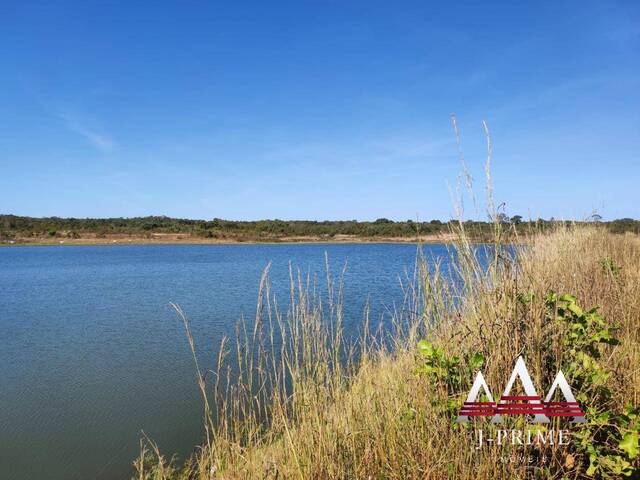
[135,225,640,479]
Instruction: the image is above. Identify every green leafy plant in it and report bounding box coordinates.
[545,292,639,478]
[416,340,484,417]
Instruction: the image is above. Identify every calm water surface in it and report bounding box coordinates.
[0,243,453,480]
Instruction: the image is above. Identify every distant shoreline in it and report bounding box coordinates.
[3,215,638,247]
[2,232,457,247]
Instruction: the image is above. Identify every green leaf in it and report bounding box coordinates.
[592,411,610,424]
[567,301,584,317]
[559,293,577,303]
[619,432,639,459]
[470,352,484,370]
[623,405,639,420]
[417,340,433,357]
[586,453,598,476]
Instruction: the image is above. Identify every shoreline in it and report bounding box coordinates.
[1,233,458,247]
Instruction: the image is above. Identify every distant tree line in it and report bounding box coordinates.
[1,214,638,242]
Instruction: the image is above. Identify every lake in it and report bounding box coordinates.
[0,243,453,480]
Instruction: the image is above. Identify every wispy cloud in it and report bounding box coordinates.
[57,111,117,151]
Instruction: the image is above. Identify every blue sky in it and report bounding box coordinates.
[1,1,638,221]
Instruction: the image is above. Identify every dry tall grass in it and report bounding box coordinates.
[134,224,640,479]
